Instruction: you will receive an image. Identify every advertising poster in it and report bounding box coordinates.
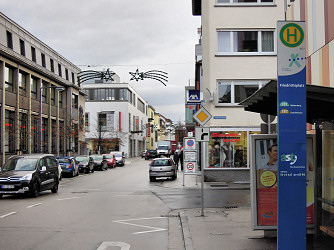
[252,134,315,229]
[322,130,334,214]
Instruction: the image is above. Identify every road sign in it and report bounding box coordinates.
[184,151,197,162]
[184,138,196,151]
[184,162,196,174]
[193,107,212,126]
[195,127,210,142]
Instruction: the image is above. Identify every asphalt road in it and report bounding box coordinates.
[0,157,250,250]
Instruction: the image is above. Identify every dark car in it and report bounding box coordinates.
[102,154,117,168]
[75,155,94,174]
[0,154,59,198]
[145,149,158,160]
[90,154,108,171]
[56,156,79,177]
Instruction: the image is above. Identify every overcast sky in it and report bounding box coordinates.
[0,0,200,123]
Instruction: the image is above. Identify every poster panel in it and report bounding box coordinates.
[251,134,315,229]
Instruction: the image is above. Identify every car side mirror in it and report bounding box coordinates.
[41,166,47,172]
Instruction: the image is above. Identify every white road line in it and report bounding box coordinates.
[114,195,151,197]
[26,203,42,208]
[0,212,17,218]
[57,197,81,201]
[97,241,131,250]
[113,217,167,235]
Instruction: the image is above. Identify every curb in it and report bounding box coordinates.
[179,211,194,250]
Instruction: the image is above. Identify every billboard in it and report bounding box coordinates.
[251,134,315,230]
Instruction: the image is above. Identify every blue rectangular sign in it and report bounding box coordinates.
[187,90,201,104]
[277,21,307,249]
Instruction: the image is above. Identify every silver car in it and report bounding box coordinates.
[149,158,177,182]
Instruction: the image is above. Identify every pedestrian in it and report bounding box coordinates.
[173,151,179,170]
[179,149,184,171]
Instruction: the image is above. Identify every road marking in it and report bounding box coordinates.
[26,203,42,208]
[114,194,151,197]
[0,212,17,218]
[113,217,167,234]
[97,241,131,250]
[57,197,81,201]
[69,189,100,191]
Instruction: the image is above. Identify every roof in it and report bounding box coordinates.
[239,80,334,124]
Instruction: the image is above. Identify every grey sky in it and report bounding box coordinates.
[0,0,200,123]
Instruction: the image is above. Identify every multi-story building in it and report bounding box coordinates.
[146,105,157,150]
[0,12,85,164]
[192,0,285,182]
[83,75,148,158]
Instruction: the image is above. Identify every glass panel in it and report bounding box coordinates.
[236,31,258,52]
[262,31,274,52]
[235,85,258,103]
[5,67,13,91]
[233,0,257,2]
[218,82,231,103]
[322,130,334,214]
[217,32,230,52]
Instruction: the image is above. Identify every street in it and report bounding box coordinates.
[0,157,250,250]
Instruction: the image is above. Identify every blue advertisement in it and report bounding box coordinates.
[277,21,307,249]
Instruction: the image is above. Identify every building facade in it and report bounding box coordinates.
[0,12,85,164]
[83,76,148,158]
[192,0,285,182]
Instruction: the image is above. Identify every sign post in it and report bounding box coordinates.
[277,21,307,249]
[183,137,197,186]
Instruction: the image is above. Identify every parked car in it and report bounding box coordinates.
[141,150,147,158]
[145,149,158,160]
[109,151,125,166]
[75,155,94,174]
[0,154,59,198]
[149,157,177,182]
[102,154,117,168]
[56,156,79,177]
[90,154,108,171]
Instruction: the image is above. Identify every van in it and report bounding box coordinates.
[0,154,59,198]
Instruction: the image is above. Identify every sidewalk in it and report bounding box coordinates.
[167,171,334,250]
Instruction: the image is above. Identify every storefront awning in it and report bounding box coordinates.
[239,80,334,124]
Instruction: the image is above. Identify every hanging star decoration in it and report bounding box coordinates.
[77,68,115,86]
[129,68,168,86]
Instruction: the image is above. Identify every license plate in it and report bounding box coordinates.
[1,185,15,189]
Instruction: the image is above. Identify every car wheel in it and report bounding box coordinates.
[172,175,177,180]
[30,183,39,198]
[149,176,156,182]
[51,179,59,193]
[85,168,89,174]
[0,194,3,198]
[72,171,75,178]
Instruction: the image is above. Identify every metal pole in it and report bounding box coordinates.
[201,141,205,216]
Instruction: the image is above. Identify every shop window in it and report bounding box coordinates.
[31,115,39,153]
[5,110,15,153]
[19,112,28,153]
[208,131,249,168]
[51,120,57,153]
[217,0,273,4]
[42,118,48,153]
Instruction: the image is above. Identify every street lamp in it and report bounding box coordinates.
[39,85,65,153]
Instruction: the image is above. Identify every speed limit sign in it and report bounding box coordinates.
[185,162,197,173]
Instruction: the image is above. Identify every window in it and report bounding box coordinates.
[217,30,274,54]
[41,82,48,103]
[51,86,56,106]
[217,0,273,4]
[6,31,13,49]
[31,47,36,62]
[98,113,107,131]
[19,112,28,152]
[51,120,57,153]
[5,110,15,153]
[72,72,75,83]
[31,115,39,153]
[19,71,27,95]
[217,80,265,105]
[20,39,25,56]
[5,66,14,92]
[85,113,89,131]
[65,69,69,80]
[41,53,46,67]
[50,59,54,72]
[137,99,145,113]
[59,121,64,153]
[31,77,38,99]
[58,63,62,77]
[72,94,78,109]
[42,118,48,153]
[59,91,63,108]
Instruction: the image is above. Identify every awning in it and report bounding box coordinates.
[239,80,334,124]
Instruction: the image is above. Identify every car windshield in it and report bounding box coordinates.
[159,146,168,150]
[91,155,102,161]
[75,156,88,163]
[57,158,71,163]
[151,159,170,166]
[114,153,122,157]
[2,158,38,171]
[103,155,114,159]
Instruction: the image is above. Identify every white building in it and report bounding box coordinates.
[192,0,285,182]
[83,75,148,158]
